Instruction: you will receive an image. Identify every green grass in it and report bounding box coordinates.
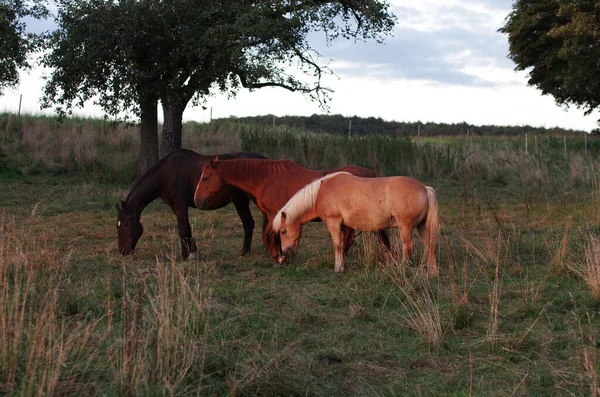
[0,114,599,395]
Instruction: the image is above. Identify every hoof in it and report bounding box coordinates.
[240,249,250,257]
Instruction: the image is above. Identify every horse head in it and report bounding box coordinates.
[194,156,224,209]
[276,211,302,264]
[116,200,143,256]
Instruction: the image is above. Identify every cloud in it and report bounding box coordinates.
[316,0,516,87]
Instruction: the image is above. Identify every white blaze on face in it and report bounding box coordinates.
[118,221,121,227]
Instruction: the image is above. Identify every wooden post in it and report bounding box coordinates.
[18,94,22,118]
[348,119,352,137]
[585,132,588,154]
[525,133,528,155]
[209,107,213,123]
[272,115,276,127]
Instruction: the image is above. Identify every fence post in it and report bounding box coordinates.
[348,119,352,137]
[18,94,22,118]
[585,132,588,154]
[525,133,528,155]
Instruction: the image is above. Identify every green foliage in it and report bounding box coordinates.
[0,0,47,94]
[501,0,600,122]
[42,0,396,118]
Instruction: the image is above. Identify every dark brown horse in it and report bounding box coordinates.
[116,149,266,259]
[193,157,390,262]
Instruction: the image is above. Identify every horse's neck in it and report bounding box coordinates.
[216,159,291,195]
[126,172,161,218]
[298,210,319,225]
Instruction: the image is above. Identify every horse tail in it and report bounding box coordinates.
[422,186,439,276]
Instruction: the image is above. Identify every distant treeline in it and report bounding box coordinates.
[217,114,587,136]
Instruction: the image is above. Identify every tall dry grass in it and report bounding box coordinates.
[0,213,214,395]
[387,263,445,349]
[581,233,600,302]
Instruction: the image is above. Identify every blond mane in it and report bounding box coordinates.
[272,172,351,232]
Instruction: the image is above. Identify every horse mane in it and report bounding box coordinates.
[123,150,179,213]
[272,172,351,232]
[216,158,299,182]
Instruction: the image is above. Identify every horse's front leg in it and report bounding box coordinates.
[326,219,345,272]
[259,219,281,263]
[175,206,197,260]
[232,194,255,256]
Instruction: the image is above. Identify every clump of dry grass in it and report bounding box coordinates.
[462,232,509,350]
[580,233,600,302]
[387,264,444,349]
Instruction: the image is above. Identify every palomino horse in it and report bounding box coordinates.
[193,157,391,262]
[116,149,266,259]
[273,172,439,276]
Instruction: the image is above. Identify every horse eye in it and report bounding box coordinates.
[202,176,208,181]
[281,229,287,235]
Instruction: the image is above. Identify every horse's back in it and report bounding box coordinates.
[317,174,428,230]
[159,149,265,208]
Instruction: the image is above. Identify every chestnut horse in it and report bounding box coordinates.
[193,157,391,262]
[273,172,439,276]
[116,149,266,259]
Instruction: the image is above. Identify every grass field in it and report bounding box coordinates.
[1,114,599,396]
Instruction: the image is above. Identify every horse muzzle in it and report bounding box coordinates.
[194,195,212,210]
[121,247,134,256]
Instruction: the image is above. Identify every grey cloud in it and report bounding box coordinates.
[316,2,515,87]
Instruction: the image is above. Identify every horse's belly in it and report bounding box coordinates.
[342,209,393,231]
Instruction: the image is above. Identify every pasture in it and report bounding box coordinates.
[1,113,599,396]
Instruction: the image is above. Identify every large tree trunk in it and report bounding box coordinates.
[160,101,186,158]
[136,98,159,178]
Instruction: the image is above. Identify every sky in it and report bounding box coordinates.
[2,0,599,131]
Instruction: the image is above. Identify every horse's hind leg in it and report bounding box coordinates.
[326,219,346,272]
[399,226,414,269]
[375,229,394,263]
[342,226,355,254]
[232,194,255,256]
[175,206,197,260]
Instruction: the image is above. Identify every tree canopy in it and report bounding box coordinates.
[0,0,47,94]
[500,0,600,123]
[42,0,396,164]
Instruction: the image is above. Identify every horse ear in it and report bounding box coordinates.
[208,156,216,167]
[281,212,287,222]
[115,203,121,211]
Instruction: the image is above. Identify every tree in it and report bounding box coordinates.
[42,0,396,171]
[0,0,47,94]
[501,0,600,123]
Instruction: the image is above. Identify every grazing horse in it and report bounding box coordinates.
[116,149,266,259]
[193,157,391,262]
[273,172,439,276]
